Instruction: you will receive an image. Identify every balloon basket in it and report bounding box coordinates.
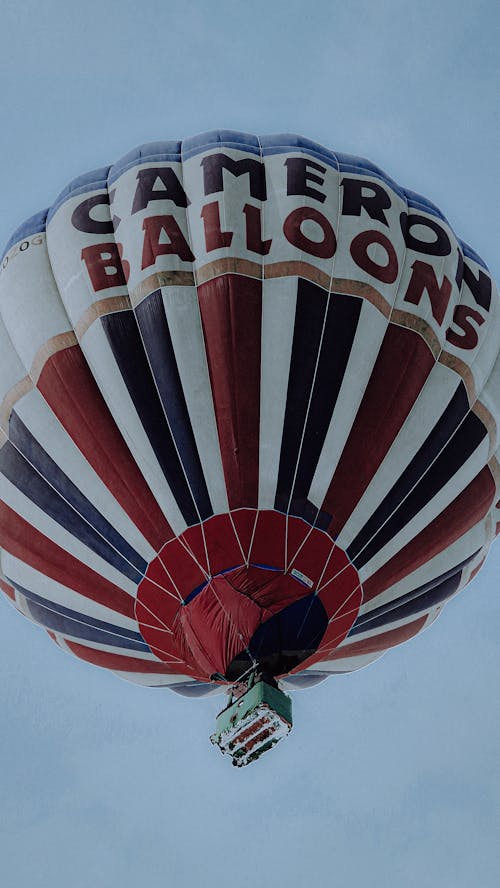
[210,677,292,767]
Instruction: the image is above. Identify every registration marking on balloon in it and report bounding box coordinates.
[135,510,362,683]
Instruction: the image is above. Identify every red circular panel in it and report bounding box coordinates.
[135,509,362,681]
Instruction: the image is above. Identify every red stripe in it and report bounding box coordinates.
[321,615,428,659]
[37,344,174,550]
[324,325,435,535]
[249,511,286,568]
[158,537,206,598]
[186,514,243,576]
[135,578,181,629]
[363,466,495,601]
[65,640,182,673]
[197,275,261,509]
[0,578,15,600]
[231,509,259,561]
[469,557,486,582]
[0,501,135,619]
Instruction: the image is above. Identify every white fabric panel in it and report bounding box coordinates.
[80,322,186,534]
[161,285,228,514]
[338,363,461,547]
[0,232,72,370]
[0,317,29,404]
[333,173,408,309]
[47,187,127,323]
[259,276,297,509]
[308,299,388,507]
[359,515,490,613]
[359,437,490,581]
[14,389,155,563]
[113,672,220,689]
[305,651,385,673]
[0,473,137,596]
[1,553,138,630]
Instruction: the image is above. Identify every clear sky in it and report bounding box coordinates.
[0,2,499,885]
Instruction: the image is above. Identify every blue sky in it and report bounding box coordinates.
[0,1,499,885]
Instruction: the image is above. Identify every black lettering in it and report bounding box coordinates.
[285,158,327,203]
[400,212,451,256]
[72,194,114,234]
[132,167,189,214]
[341,178,391,226]
[201,153,266,200]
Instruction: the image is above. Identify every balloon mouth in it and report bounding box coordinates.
[135,509,362,682]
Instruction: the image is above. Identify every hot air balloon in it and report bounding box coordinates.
[1,131,498,765]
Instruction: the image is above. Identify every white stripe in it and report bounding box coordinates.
[80,322,186,534]
[303,651,385,673]
[338,362,461,547]
[359,516,490,614]
[358,436,490,581]
[1,553,138,630]
[308,299,388,507]
[14,388,156,563]
[161,285,228,514]
[0,473,137,595]
[259,276,297,508]
[0,233,72,370]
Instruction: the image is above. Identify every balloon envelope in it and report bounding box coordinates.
[0,130,498,698]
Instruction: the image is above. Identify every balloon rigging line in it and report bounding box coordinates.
[227,510,249,565]
[289,182,411,574]
[0,403,155,592]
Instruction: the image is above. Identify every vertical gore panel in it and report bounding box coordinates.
[347,383,471,562]
[8,411,147,577]
[0,438,144,582]
[324,325,436,536]
[324,616,428,659]
[350,411,487,568]
[65,641,184,674]
[351,548,479,634]
[362,466,495,601]
[197,274,261,509]
[134,290,212,520]
[37,345,173,550]
[100,311,206,525]
[275,281,362,515]
[0,501,135,618]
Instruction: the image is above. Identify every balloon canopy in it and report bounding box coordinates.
[1,130,499,702]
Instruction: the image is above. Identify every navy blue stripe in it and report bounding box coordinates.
[275,283,361,518]
[9,578,149,651]
[100,311,211,526]
[9,411,147,578]
[1,422,146,583]
[349,550,479,635]
[348,383,470,561]
[134,290,212,521]
[348,385,487,568]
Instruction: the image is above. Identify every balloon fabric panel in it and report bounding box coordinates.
[0,131,498,695]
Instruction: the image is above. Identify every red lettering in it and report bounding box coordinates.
[283,207,336,259]
[350,230,398,284]
[404,260,452,325]
[200,201,233,252]
[141,215,195,269]
[446,305,485,350]
[243,204,272,255]
[81,242,129,292]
